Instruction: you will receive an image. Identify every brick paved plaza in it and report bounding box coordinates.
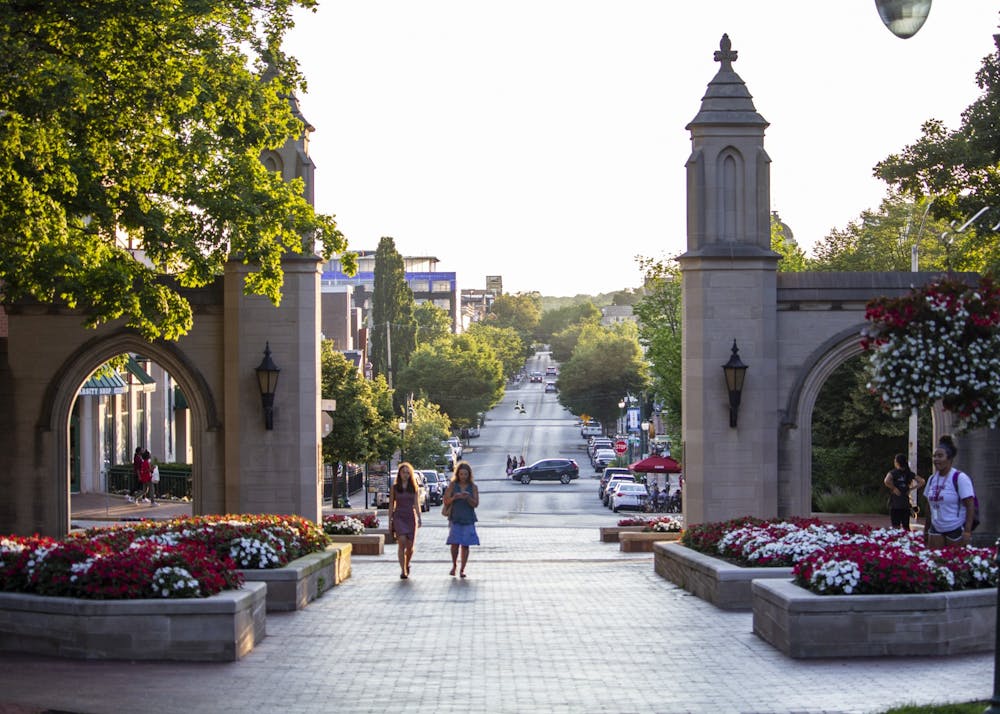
[0,517,992,714]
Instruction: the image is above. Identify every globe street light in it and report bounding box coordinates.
[874,0,932,39]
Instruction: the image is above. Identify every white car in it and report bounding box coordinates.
[446,436,463,460]
[610,482,649,512]
[592,448,617,472]
[602,474,636,506]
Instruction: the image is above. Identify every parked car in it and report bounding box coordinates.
[588,438,613,461]
[421,470,445,506]
[581,423,603,438]
[446,436,463,460]
[592,448,617,472]
[511,458,580,484]
[610,482,649,512]
[544,381,557,393]
[602,473,636,506]
[599,467,632,496]
[413,470,430,512]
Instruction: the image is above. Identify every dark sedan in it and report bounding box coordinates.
[511,458,580,484]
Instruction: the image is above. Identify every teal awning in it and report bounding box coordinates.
[126,356,157,393]
[79,371,127,396]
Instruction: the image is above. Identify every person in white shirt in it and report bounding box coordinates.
[923,434,976,548]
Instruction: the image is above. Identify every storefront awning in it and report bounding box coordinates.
[79,371,127,396]
[126,356,157,393]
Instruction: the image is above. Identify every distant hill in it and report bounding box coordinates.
[539,289,642,313]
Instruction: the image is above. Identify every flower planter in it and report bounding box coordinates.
[653,542,793,610]
[619,531,682,552]
[0,582,266,662]
[752,578,996,658]
[239,544,350,612]
[599,526,645,543]
[326,533,384,556]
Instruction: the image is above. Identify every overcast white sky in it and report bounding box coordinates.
[286,2,999,297]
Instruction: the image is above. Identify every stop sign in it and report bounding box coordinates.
[614,439,628,455]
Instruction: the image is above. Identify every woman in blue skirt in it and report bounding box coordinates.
[444,461,479,577]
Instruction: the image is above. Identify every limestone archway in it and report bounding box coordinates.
[43,329,222,529]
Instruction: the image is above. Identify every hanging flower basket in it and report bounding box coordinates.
[861,275,1000,430]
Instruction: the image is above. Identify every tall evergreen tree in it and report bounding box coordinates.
[370,237,415,391]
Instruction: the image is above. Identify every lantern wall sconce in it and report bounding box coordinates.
[722,339,748,428]
[255,342,280,430]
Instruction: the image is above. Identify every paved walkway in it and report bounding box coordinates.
[0,501,994,713]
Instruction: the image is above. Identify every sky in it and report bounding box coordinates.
[285,2,1000,297]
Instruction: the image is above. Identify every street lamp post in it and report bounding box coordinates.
[398,420,408,465]
[640,420,649,460]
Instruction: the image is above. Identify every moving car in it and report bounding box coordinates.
[511,458,580,484]
[610,482,649,512]
[544,382,557,393]
[545,366,558,376]
[529,372,543,383]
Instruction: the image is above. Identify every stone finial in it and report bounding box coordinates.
[713,34,738,71]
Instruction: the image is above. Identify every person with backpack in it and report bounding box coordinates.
[923,434,977,548]
[883,454,924,531]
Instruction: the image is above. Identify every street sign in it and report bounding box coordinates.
[614,439,628,455]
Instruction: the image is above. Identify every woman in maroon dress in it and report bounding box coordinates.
[389,462,422,579]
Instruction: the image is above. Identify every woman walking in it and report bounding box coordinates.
[924,434,976,548]
[389,462,422,579]
[444,461,480,577]
[883,453,924,530]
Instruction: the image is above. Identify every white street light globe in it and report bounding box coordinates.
[875,0,932,39]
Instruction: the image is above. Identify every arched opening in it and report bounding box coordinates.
[44,330,220,534]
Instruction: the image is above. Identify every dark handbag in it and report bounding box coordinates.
[441,500,452,518]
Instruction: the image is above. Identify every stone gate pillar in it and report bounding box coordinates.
[679,35,780,524]
[223,255,323,521]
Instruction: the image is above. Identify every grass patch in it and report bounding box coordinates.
[881,702,989,714]
[813,487,886,514]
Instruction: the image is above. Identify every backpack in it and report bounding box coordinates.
[952,470,980,531]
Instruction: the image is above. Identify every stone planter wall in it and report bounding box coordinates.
[327,533,384,555]
[239,544,350,612]
[0,582,266,662]
[619,531,682,552]
[599,526,645,543]
[369,528,396,545]
[653,542,793,610]
[753,578,996,658]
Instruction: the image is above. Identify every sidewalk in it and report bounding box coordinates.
[2,506,994,713]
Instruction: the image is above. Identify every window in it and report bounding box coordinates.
[432,280,451,293]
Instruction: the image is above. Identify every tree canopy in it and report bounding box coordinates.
[396,334,504,428]
[0,0,352,339]
[632,257,681,444]
[370,236,415,391]
[875,31,1000,274]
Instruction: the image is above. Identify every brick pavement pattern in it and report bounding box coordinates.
[0,519,993,714]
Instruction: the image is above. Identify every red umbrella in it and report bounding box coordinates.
[628,454,682,473]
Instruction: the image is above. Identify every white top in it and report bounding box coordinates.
[925,468,974,532]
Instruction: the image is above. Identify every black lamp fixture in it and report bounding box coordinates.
[874,0,932,39]
[255,342,280,430]
[722,339,748,428]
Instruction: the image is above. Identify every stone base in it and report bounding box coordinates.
[653,542,793,610]
[0,582,266,662]
[752,579,996,658]
[239,544,350,612]
[327,534,384,555]
[369,528,396,545]
[619,531,682,552]
[599,526,645,543]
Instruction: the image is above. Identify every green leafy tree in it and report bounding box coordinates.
[466,323,526,379]
[633,258,682,446]
[396,334,504,428]
[413,302,452,345]
[0,0,353,340]
[770,213,810,272]
[487,292,541,345]
[320,342,397,467]
[370,237,416,391]
[536,302,601,346]
[875,31,1000,273]
[399,398,451,471]
[556,323,649,432]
